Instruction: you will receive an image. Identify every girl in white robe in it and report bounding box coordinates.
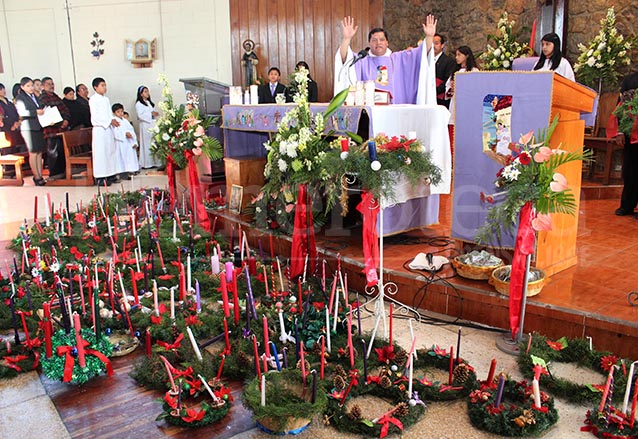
[135,85,161,168]
[111,103,140,179]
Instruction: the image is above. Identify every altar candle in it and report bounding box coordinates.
[347,305,354,368]
[232,270,240,325]
[131,211,136,237]
[186,255,192,293]
[211,252,220,274]
[486,359,497,383]
[302,254,308,284]
[78,269,86,314]
[532,378,541,408]
[194,280,201,313]
[300,341,307,383]
[408,345,414,397]
[322,260,326,292]
[356,295,362,337]
[186,326,203,361]
[248,256,257,276]
[260,374,266,406]
[129,268,139,306]
[43,302,53,358]
[389,304,393,346]
[325,308,331,353]
[172,219,176,241]
[494,373,506,407]
[146,329,152,356]
[117,269,127,302]
[456,328,462,363]
[153,280,159,317]
[278,310,288,344]
[106,215,112,237]
[73,312,86,368]
[263,316,270,358]
[328,274,337,315]
[225,262,234,282]
[448,346,454,385]
[223,317,230,353]
[170,287,175,320]
[268,341,281,371]
[252,335,261,380]
[318,335,325,379]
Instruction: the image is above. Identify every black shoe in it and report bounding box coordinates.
[34,177,46,186]
[96,178,112,187]
[615,207,633,216]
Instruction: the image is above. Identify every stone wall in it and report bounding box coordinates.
[384,0,637,86]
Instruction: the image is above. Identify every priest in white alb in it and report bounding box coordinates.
[334,14,438,105]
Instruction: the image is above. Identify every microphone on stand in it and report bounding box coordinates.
[350,47,370,66]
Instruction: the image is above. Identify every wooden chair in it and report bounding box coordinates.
[583,92,624,185]
[0,153,25,186]
[47,128,94,186]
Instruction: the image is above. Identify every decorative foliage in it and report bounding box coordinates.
[467,378,558,436]
[613,89,638,137]
[90,32,105,59]
[518,333,631,405]
[476,116,590,242]
[574,8,632,92]
[411,346,479,401]
[151,74,223,169]
[480,12,530,71]
[156,379,232,428]
[583,407,638,439]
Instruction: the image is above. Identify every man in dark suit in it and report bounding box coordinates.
[258,67,287,104]
[433,33,456,108]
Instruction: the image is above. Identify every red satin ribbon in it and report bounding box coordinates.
[581,422,634,439]
[378,414,403,439]
[508,202,536,339]
[356,191,380,287]
[185,151,211,231]
[167,156,176,209]
[56,339,113,382]
[4,355,30,372]
[157,333,184,351]
[290,184,317,279]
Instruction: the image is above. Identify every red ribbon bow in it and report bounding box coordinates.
[378,414,403,439]
[157,333,184,351]
[56,339,113,382]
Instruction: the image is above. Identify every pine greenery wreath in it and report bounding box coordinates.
[518,333,631,405]
[412,346,479,401]
[467,378,559,436]
[583,408,638,439]
[156,380,233,428]
[41,328,113,385]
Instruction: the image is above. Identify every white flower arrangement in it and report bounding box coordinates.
[574,7,632,91]
[480,12,530,71]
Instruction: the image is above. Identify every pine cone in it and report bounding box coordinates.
[380,375,392,389]
[394,402,409,418]
[348,404,362,420]
[334,365,347,378]
[333,374,346,391]
[393,349,408,366]
[237,351,251,370]
[452,363,470,385]
[296,359,310,373]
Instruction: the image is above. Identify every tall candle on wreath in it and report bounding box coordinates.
[508,202,535,340]
[290,184,317,279]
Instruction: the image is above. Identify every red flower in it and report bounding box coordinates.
[546,340,565,351]
[532,405,549,414]
[182,407,205,423]
[375,345,396,363]
[518,152,531,165]
[164,392,178,409]
[215,385,234,402]
[185,315,200,326]
[600,355,619,372]
[158,274,174,280]
[312,301,325,311]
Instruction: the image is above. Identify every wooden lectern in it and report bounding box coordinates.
[451,71,596,277]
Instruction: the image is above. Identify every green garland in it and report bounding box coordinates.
[583,407,638,439]
[157,398,231,428]
[467,378,559,436]
[518,333,631,405]
[243,369,327,432]
[41,328,113,385]
[412,347,479,401]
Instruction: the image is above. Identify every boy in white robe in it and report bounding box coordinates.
[89,77,119,186]
[111,103,140,180]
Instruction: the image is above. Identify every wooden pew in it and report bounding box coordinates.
[47,128,94,186]
[0,153,25,186]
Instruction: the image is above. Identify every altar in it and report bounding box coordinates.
[221,103,451,234]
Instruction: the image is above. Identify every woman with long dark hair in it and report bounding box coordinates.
[14,77,46,185]
[533,33,575,81]
[135,85,161,168]
[0,82,25,150]
[446,46,480,126]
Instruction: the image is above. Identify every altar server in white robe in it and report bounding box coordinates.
[135,85,162,168]
[89,77,118,186]
[111,103,140,180]
[334,14,438,106]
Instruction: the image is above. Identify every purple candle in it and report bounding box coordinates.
[195,279,201,313]
[494,373,506,407]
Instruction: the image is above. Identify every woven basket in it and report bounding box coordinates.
[489,265,546,297]
[452,256,503,280]
[108,332,139,357]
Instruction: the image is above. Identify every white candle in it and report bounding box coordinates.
[211,252,220,274]
[186,326,203,361]
[94,264,99,291]
[408,348,414,397]
[172,219,176,241]
[153,280,159,317]
[532,378,541,408]
[276,257,284,291]
[187,255,192,293]
[278,310,288,344]
[408,319,417,360]
[134,249,141,273]
[325,308,331,353]
[137,236,142,258]
[333,288,339,332]
[67,298,73,327]
[170,287,175,320]
[260,374,266,406]
[622,361,638,413]
[131,211,136,237]
[198,374,221,403]
[118,269,127,301]
[302,254,308,284]
[339,271,346,302]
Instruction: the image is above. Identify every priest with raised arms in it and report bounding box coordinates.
[334,14,438,105]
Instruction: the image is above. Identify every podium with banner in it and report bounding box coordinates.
[452,71,595,276]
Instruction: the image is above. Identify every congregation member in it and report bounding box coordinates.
[334,15,437,105]
[111,103,139,180]
[63,86,83,130]
[74,83,92,127]
[289,61,319,102]
[258,67,287,104]
[15,77,46,185]
[532,32,575,81]
[0,83,24,150]
[89,77,119,186]
[33,78,43,97]
[433,33,457,108]
[135,85,162,169]
[38,76,71,180]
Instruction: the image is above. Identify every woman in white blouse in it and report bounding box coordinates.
[135,85,161,168]
[533,33,575,81]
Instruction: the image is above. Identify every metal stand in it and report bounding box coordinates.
[495,253,532,355]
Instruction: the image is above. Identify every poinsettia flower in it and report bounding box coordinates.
[164,392,178,408]
[549,172,568,192]
[285,203,295,213]
[312,301,325,311]
[187,378,202,395]
[182,407,205,423]
[375,345,396,363]
[546,339,566,351]
[533,146,552,163]
[158,274,174,280]
[215,385,234,402]
[328,389,345,400]
[418,376,433,386]
[531,213,552,231]
[185,315,200,326]
[431,345,448,357]
[600,355,619,372]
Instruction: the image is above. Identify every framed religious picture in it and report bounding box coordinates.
[229,185,243,214]
[125,38,157,66]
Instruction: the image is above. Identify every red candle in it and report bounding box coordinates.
[17,311,31,345]
[300,341,307,383]
[263,354,268,373]
[252,335,261,380]
[73,313,86,368]
[297,278,302,315]
[320,336,325,379]
[145,329,152,357]
[487,359,497,384]
[130,268,139,305]
[232,270,240,325]
[113,215,118,242]
[34,196,38,223]
[179,264,186,301]
[248,256,257,275]
[448,346,454,385]
[43,303,52,358]
[389,304,393,347]
[599,367,616,412]
[328,274,337,314]
[223,317,230,354]
[630,377,637,428]
[220,274,230,318]
[216,354,226,379]
[263,316,270,358]
[156,241,165,271]
[340,138,349,152]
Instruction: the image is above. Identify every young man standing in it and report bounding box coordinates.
[89,77,119,186]
[258,67,286,104]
